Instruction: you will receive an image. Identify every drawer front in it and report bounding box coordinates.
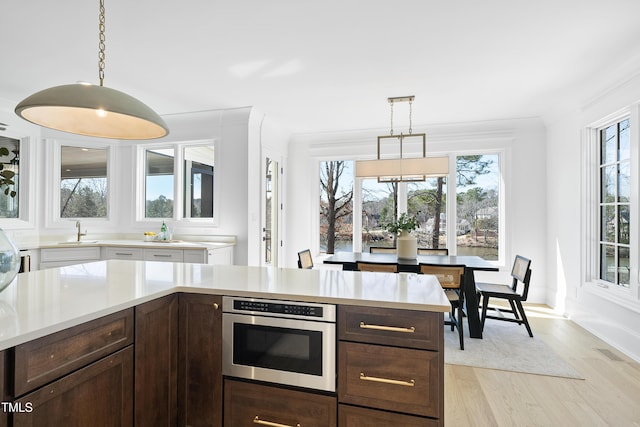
[144,249,184,262]
[14,309,134,396]
[339,404,440,427]
[338,305,442,350]
[338,342,441,418]
[40,247,102,262]
[104,247,144,260]
[224,380,337,427]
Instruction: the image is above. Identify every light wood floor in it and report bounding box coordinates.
[445,304,640,426]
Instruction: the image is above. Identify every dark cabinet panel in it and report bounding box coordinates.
[14,308,134,396]
[224,379,336,427]
[178,293,222,427]
[135,294,179,427]
[339,404,440,427]
[13,346,133,427]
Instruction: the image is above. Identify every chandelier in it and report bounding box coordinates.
[355,96,448,182]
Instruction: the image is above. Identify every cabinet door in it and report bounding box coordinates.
[339,404,440,427]
[178,293,222,427]
[13,346,133,427]
[135,294,179,427]
[224,380,337,427]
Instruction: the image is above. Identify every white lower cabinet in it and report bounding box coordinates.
[39,244,234,270]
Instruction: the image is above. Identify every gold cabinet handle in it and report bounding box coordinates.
[253,416,300,427]
[359,321,415,333]
[359,372,415,387]
[213,302,219,310]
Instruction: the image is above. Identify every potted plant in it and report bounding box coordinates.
[385,213,419,260]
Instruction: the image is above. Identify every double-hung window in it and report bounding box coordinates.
[598,118,631,287]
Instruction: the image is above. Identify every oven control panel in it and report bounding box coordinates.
[223,296,336,322]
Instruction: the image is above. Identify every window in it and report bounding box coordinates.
[141,141,216,222]
[184,146,214,218]
[318,153,502,261]
[407,178,447,250]
[598,118,630,287]
[456,154,500,260]
[362,179,396,251]
[319,161,353,253]
[60,146,108,218]
[0,137,19,218]
[145,148,175,218]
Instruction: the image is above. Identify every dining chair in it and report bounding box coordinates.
[369,247,397,254]
[476,255,533,337]
[297,249,314,269]
[356,262,398,273]
[417,248,449,255]
[419,263,466,350]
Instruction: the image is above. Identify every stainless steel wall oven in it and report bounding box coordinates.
[222,296,336,392]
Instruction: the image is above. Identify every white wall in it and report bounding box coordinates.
[285,119,548,302]
[546,61,640,361]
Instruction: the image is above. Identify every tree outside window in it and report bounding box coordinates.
[60,146,108,218]
[319,161,353,253]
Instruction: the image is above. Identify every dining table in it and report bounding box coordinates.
[323,252,499,338]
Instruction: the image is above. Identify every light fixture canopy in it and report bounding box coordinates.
[355,96,448,182]
[14,0,168,140]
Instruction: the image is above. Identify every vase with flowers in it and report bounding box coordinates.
[385,213,419,260]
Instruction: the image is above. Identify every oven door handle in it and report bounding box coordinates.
[253,415,301,427]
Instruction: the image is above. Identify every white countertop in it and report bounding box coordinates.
[38,239,234,250]
[0,260,449,351]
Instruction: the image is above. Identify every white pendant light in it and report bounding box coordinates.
[355,96,448,182]
[15,0,168,140]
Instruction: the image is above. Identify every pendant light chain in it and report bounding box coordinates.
[98,0,106,87]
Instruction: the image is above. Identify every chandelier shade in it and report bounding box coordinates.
[15,83,168,140]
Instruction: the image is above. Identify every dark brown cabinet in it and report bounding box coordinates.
[338,305,444,426]
[135,294,179,427]
[12,346,133,427]
[224,379,337,427]
[178,293,222,427]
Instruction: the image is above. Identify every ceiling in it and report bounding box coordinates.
[2,0,640,135]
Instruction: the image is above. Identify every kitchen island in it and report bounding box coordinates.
[0,260,449,426]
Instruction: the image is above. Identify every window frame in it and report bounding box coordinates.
[317,150,505,266]
[135,139,219,228]
[45,138,117,229]
[583,107,640,310]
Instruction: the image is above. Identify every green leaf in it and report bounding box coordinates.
[9,191,16,198]
[0,147,9,156]
[0,170,15,179]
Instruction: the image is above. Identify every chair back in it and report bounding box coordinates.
[356,262,398,273]
[369,247,397,254]
[297,249,314,269]
[510,255,532,298]
[419,264,465,290]
[417,248,449,255]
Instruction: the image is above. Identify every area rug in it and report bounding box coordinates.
[444,321,583,379]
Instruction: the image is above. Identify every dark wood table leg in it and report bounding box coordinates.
[464,267,483,338]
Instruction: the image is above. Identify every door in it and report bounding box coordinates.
[262,157,279,266]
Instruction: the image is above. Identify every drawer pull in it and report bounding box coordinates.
[152,254,172,258]
[253,416,300,427]
[359,321,415,333]
[359,372,415,387]
[114,252,133,256]
[213,303,219,310]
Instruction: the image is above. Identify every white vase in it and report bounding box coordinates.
[397,230,417,260]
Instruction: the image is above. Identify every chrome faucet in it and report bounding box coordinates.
[76,221,87,242]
